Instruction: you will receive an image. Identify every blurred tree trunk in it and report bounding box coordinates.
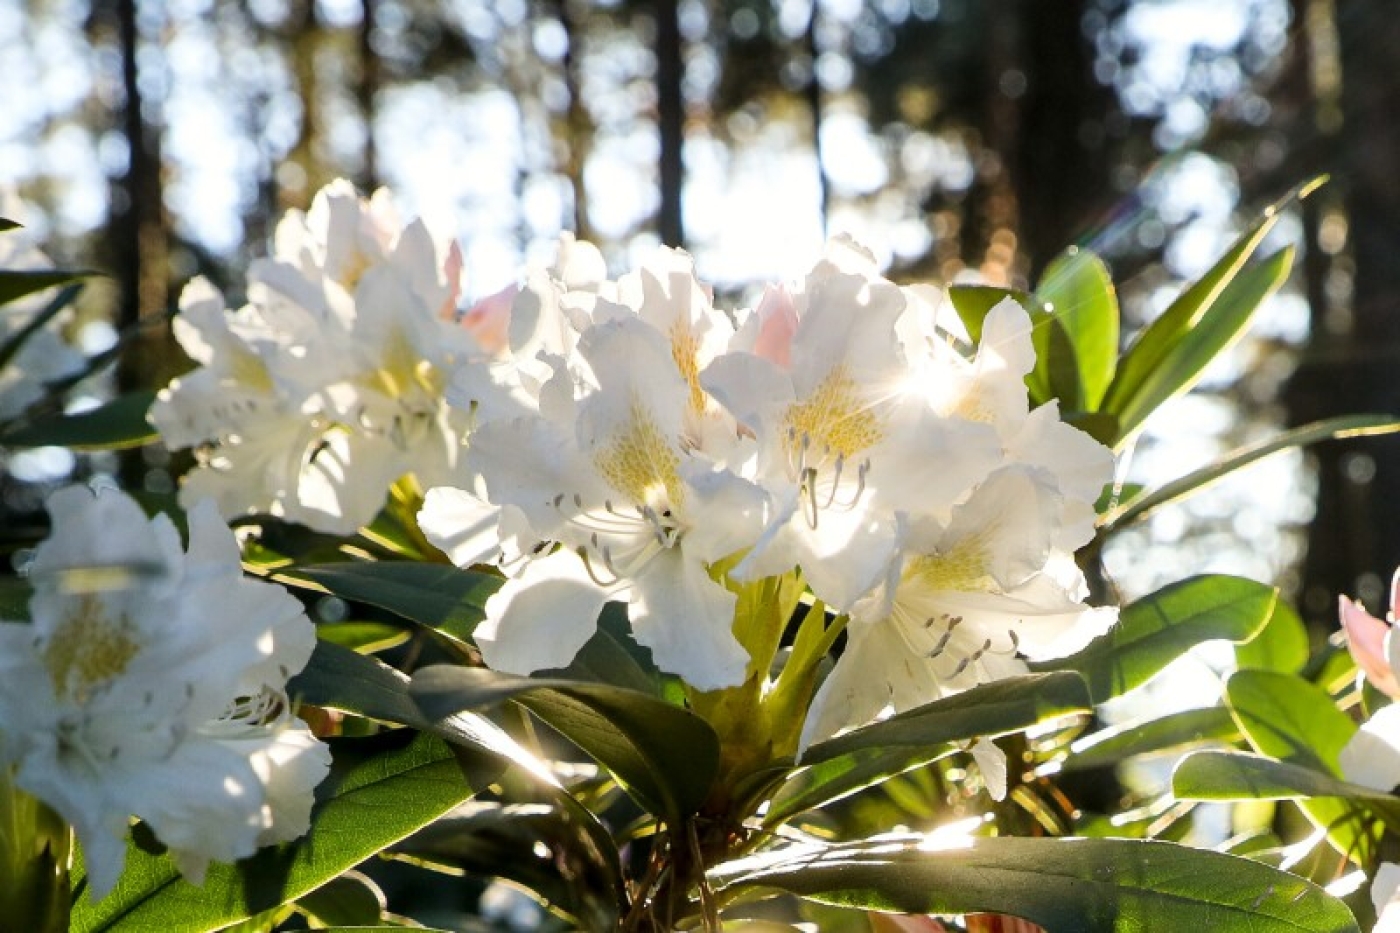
[557,0,593,239]
[357,0,379,191]
[655,0,684,247]
[962,0,1114,285]
[1285,1,1400,622]
[805,0,828,237]
[97,0,172,399]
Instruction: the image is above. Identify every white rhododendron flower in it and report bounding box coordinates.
[703,238,1002,610]
[0,486,330,898]
[153,180,484,534]
[425,303,765,690]
[802,467,1117,750]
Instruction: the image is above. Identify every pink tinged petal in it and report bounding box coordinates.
[476,553,610,676]
[752,285,798,368]
[458,283,517,354]
[438,239,465,320]
[629,550,748,691]
[1341,596,1400,698]
[1340,704,1400,791]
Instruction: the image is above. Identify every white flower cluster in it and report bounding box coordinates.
[416,230,1118,744]
[0,486,329,899]
[154,180,1116,750]
[150,180,477,534]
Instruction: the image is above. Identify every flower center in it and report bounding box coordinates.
[594,398,685,514]
[782,364,883,465]
[906,533,994,593]
[41,594,142,704]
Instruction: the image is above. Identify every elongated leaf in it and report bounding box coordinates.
[0,218,19,232]
[804,672,1090,763]
[1034,247,1119,409]
[1101,414,1400,532]
[71,732,484,933]
[1101,180,1317,431]
[714,836,1359,933]
[1059,705,1240,773]
[0,268,92,307]
[1107,245,1293,443]
[1226,669,1368,858]
[411,664,720,821]
[1034,575,1276,704]
[294,872,385,927]
[1173,751,1400,829]
[287,562,501,643]
[0,282,83,371]
[0,391,157,450]
[399,800,623,930]
[766,673,1090,825]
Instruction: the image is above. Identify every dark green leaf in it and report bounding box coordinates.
[0,283,83,372]
[398,801,622,930]
[1035,575,1277,704]
[1060,705,1241,773]
[1105,245,1294,444]
[1235,599,1310,675]
[0,218,19,232]
[411,664,720,821]
[0,269,92,307]
[1173,750,1400,830]
[71,732,483,933]
[766,673,1091,825]
[1034,247,1119,409]
[294,872,384,926]
[0,579,31,619]
[288,562,501,643]
[714,835,1359,933]
[0,391,157,451]
[1100,414,1400,532]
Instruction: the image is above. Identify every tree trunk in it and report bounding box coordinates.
[655,0,684,247]
[1285,1,1400,621]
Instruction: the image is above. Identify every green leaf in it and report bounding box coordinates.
[0,282,83,372]
[1226,669,1368,858]
[290,640,432,729]
[287,562,501,644]
[71,732,483,933]
[1100,180,1318,441]
[315,621,410,653]
[947,285,1035,344]
[0,218,19,232]
[0,391,157,451]
[1173,750,1400,831]
[0,268,92,307]
[1105,245,1294,444]
[766,673,1091,825]
[714,835,1360,933]
[1059,705,1241,773]
[1235,599,1310,675]
[294,872,384,926]
[1100,414,1400,532]
[1227,669,1355,773]
[1034,575,1277,704]
[411,664,720,821]
[1034,247,1119,409]
[399,800,622,930]
[0,578,31,619]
